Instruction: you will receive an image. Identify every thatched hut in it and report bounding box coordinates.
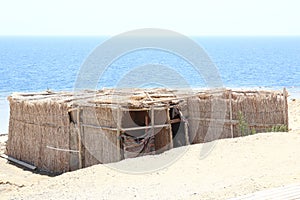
[5,88,288,173]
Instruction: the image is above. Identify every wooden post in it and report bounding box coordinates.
[229,90,234,138]
[116,106,122,160]
[151,105,155,138]
[187,97,193,144]
[151,106,155,154]
[185,98,190,145]
[76,107,82,169]
[145,111,149,133]
[178,109,189,145]
[283,88,288,129]
[167,106,173,149]
[184,121,189,145]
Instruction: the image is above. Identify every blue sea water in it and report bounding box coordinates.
[1,36,300,133]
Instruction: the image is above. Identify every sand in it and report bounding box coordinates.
[0,99,9,134]
[0,99,300,200]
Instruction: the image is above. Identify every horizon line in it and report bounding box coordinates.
[1,34,300,37]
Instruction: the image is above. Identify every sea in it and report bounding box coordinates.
[1,36,300,133]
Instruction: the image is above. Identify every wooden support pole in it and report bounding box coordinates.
[79,123,169,132]
[145,111,149,133]
[145,92,154,101]
[80,124,118,131]
[151,106,155,154]
[178,109,189,145]
[122,124,170,131]
[76,107,82,169]
[184,122,189,145]
[229,90,234,138]
[151,105,155,138]
[167,106,174,149]
[186,97,192,144]
[116,106,122,160]
[283,88,288,129]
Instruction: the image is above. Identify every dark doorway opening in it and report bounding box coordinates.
[121,110,154,158]
[169,107,186,148]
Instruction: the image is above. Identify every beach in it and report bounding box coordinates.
[0,98,299,199]
[0,99,9,134]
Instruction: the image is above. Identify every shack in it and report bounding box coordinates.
[6,88,288,173]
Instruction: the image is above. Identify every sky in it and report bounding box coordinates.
[0,0,299,36]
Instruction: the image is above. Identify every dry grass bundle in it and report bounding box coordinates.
[186,89,288,144]
[7,96,71,173]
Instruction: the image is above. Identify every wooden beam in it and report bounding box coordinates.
[229,90,234,138]
[189,118,286,127]
[145,92,154,101]
[81,124,118,131]
[151,106,155,147]
[283,88,289,129]
[46,145,79,153]
[116,106,122,161]
[184,122,189,145]
[80,123,170,132]
[122,124,169,132]
[167,106,174,149]
[77,107,83,169]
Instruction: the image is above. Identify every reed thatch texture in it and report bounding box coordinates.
[231,90,287,134]
[186,89,288,144]
[187,92,229,144]
[7,95,71,173]
[79,105,121,167]
[69,122,79,171]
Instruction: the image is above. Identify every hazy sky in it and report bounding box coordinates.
[0,0,299,36]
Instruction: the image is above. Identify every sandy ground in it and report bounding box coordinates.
[0,99,300,199]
